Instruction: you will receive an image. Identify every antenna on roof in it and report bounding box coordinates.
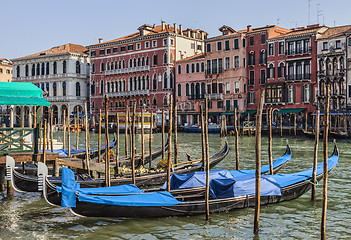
[317,3,323,25]
[308,0,311,25]
[277,18,280,25]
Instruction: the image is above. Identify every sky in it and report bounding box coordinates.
[2,0,351,59]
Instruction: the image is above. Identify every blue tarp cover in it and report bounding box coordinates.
[57,184,143,195]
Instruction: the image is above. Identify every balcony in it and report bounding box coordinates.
[14,73,88,82]
[108,89,150,97]
[45,95,87,102]
[105,65,150,75]
[286,47,312,56]
[188,95,205,100]
[205,93,223,100]
[286,74,311,81]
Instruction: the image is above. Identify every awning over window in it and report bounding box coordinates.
[222,111,234,116]
[0,82,50,106]
[241,110,257,115]
[276,108,306,114]
[208,112,221,116]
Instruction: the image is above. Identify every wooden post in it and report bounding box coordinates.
[200,104,205,170]
[204,98,210,221]
[63,109,66,149]
[288,115,291,135]
[234,108,239,170]
[98,109,102,163]
[254,89,265,235]
[305,112,308,132]
[141,107,145,167]
[125,106,129,157]
[268,107,273,175]
[174,104,178,165]
[84,102,90,173]
[43,119,47,164]
[166,95,173,192]
[131,102,136,185]
[104,95,110,187]
[67,104,71,157]
[293,113,296,136]
[321,84,330,240]
[344,113,347,133]
[149,111,153,169]
[115,113,119,176]
[75,113,79,150]
[280,114,283,137]
[247,113,251,137]
[0,167,5,191]
[162,109,165,162]
[33,106,37,128]
[50,107,54,152]
[312,109,320,201]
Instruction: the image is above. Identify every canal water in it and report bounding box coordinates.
[0,132,350,239]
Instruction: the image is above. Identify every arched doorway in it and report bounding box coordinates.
[52,105,58,124]
[61,105,68,124]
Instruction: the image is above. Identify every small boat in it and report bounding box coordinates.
[62,144,338,218]
[329,131,349,139]
[184,123,231,133]
[40,143,291,206]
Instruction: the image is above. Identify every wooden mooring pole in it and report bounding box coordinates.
[166,96,173,192]
[204,98,210,221]
[312,109,320,201]
[98,109,102,163]
[234,108,239,170]
[75,113,79,150]
[174,105,178,165]
[149,111,153,169]
[321,84,330,240]
[125,106,129,157]
[254,89,265,235]
[280,114,283,137]
[50,107,54,152]
[162,109,165,162]
[67,104,71,157]
[268,107,273,175]
[200,104,205,170]
[63,109,66,149]
[104,95,110,187]
[141,107,145,167]
[131,102,136,185]
[43,119,47,164]
[115,113,119,176]
[84,102,90,173]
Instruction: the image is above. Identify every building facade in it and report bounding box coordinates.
[12,43,90,123]
[0,59,12,82]
[87,21,207,122]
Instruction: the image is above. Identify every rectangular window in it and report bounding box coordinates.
[249,70,255,85]
[120,46,126,52]
[163,39,168,46]
[268,43,274,56]
[234,81,240,94]
[145,42,150,48]
[248,92,255,104]
[225,40,230,51]
[91,51,96,57]
[304,39,310,53]
[217,42,222,51]
[261,34,266,44]
[287,42,294,55]
[234,56,239,68]
[106,48,111,55]
[206,60,211,74]
[243,57,246,67]
[170,39,174,45]
[136,43,141,50]
[99,49,105,55]
[243,38,246,48]
[212,59,218,74]
[206,43,211,52]
[234,39,239,49]
[113,47,118,53]
[260,69,266,84]
[278,41,284,54]
[323,42,328,50]
[217,101,223,108]
[250,36,254,46]
[191,43,195,49]
[336,40,341,49]
[152,40,157,47]
[296,41,302,54]
[348,38,351,46]
[218,58,223,74]
[233,100,238,108]
[197,45,202,51]
[225,57,230,70]
[225,82,230,94]
[128,45,133,51]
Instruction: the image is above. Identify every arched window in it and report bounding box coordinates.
[153,97,157,106]
[134,77,137,90]
[195,83,200,98]
[142,57,145,66]
[32,64,35,76]
[340,57,345,70]
[46,83,50,96]
[41,63,44,75]
[163,53,168,64]
[118,61,121,69]
[36,63,40,75]
[41,83,44,90]
[277,62,285,78]
[92,63,95,73]
[138,58,141,67]
[100,81,104,94]
[186,64,190,74]
[170,73,173,88]
[63,60,67,73]
[100,62,104,72]
[129,59,132,68]
[333,58,338,75]
[107,82,110,93]
[129,77,133,91]
[201,62,205,72]
[146,75,149,89]
[53,62,57,74]
[153,74,157,90]
[107,62,110,71]
[163,96,168,106]
[76,82,81,96]
[122,60,125,68]
[186,83,189,96]
[191,83,195,98]
[177,65,181,74]
[53,82,57,96]
[25,65,28,76]
[138,76,141,90]
[153,54,158,66]
[46,62,49,75]
[196,63,200,72]
[170,52,174,64]
[201,82,205,98]
[16,66,20,77]
[164,73,168,89]
[142,76,145,90]
[76,61,81,73]
[177,84,182,97]
[191,63,195,73]
[146,56,149,66]
[133,58,137,67]
[267,63,275,79]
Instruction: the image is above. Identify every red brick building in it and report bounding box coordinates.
[87,21,207,121]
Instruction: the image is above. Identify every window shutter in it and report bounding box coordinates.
[293,85,296,103]
[301,85,305,103]
[253,92,256,103]
[309,84,313,103]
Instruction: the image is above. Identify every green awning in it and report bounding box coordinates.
[222,111,234,116]
[276,108,306,114]
[241,110,257,115]
[208,112,221,116]
[0,82,50,106]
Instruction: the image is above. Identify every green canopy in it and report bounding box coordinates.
[208,112,221,116]
[276,108,306,114]
[222,111,234,116]
[0,82,50,106]
[241,110,257,116]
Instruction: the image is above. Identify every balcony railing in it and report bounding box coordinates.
[205,93,223,100]
[108,89,150,97]
[14,73,88,81]
[105,65,150,75]
[286,47,312,56]
[286,74,311,81]
[188,95,205,100]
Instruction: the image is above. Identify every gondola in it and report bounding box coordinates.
[42,143,291,207]
[302,129,322,139]
[65,143,338,218]
[5,139,168,193]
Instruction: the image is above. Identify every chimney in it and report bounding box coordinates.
[153,24,156,28]
[174,23,177,33]
[179,24,183,35]
[162,21,165,30]
[98,38,103,43]
[247,25,252,32]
